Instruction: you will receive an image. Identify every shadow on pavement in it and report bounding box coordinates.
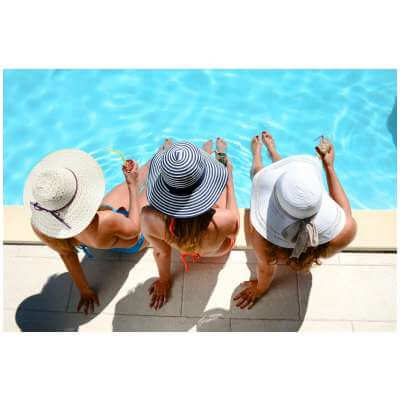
[111,210,313,332]
[112,252,231,331]
[219,209,312,332]
[15,248,147,331]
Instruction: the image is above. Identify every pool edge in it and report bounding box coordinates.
[3,206,397,252]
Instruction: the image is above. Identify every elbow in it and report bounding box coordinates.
[153,247,170,260]
[349,217,358,243]
[132,225,141,239]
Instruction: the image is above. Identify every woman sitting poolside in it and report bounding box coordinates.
[24,147,158,314]
[140,138,240,310]
[233,131,357,309]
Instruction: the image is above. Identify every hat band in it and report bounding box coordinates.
[162,168,206,196]
[30,169,78,230]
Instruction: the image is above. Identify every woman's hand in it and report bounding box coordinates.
[233,280,262,309]
[148,279,171,310]
[122,160,139,185]
[77,288,100,315]
[316,141,335,169]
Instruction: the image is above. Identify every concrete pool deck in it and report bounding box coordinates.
[3,245,396,332]
[2,206,397,332]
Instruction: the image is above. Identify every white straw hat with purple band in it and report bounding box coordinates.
[24,149,105,239]
[250,155,346,258]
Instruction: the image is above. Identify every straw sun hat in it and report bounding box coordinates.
[147,141,228,218]
[24,149,105,239]
[250,155,346,258]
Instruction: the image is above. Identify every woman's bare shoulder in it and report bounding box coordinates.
[211,208,238,235]
[140,205,166,237]
[327,216,357,255]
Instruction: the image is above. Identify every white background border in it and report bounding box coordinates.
[1,1,399,399]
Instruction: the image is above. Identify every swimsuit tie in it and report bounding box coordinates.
[180,252,201,272]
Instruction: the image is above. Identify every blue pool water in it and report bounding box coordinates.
[3,69,397,209]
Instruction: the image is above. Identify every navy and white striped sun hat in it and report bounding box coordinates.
[147,141,228,218]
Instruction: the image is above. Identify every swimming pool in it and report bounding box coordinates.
[3,69,397,209]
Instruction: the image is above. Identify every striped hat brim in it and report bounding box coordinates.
[147,149,228,218]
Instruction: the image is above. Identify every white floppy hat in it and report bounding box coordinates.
[250,155,346,257]
[147,141,228,218]
[24,149,105,239]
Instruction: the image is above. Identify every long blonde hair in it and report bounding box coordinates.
[165,209,216,253]
[31,204,113,255]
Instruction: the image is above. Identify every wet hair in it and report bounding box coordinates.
[165,209,216,253]
[262,238,330,273]
[31,204,113,255]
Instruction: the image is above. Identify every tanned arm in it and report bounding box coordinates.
[140,207,173,310]
[316,145,357,253]
[233,228,277,309]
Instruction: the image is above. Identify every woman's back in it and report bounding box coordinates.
[141,206,238,257]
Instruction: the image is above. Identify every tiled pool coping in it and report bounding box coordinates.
[3,206,396,252]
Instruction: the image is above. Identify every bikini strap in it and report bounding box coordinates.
[77,244,94,259]
[180,252,201,273]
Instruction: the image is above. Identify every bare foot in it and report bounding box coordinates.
[250,135,263,179]
[251,135,262,156]
[261,131,281,162]
[216,137,227,153]
[159,138,173,152]
[202,139,213,154]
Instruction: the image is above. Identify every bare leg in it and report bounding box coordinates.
[160,138,173,152]
[102,163,149,210]
[261,131,282,162]
[213,137,228,208]
[216,137,227,153]
[250,135,263,179]
[202,139,213,154]
[102,138,173,209]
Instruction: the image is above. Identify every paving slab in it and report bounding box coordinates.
[182,263,229,317]
[182,261,300,320]
[3,244,397,332]
[351,321,396,332]
[231,319,353,332]
[2,245,21,257]
[226,249,340,266]
[298,265,396,321]
[194,313,231,331]
[4,256,73,312]
[13,245,62,259]
[229,265,300,319]
[231,319,269,332]
[4,309,82,332]
[339,253,397,266]
[112,315,230,332]
[298,321,353,332]
[67,257,184,318]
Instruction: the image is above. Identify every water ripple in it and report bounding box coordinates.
[3,69,397,209]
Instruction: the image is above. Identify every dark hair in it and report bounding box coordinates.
[165,209,216,253]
